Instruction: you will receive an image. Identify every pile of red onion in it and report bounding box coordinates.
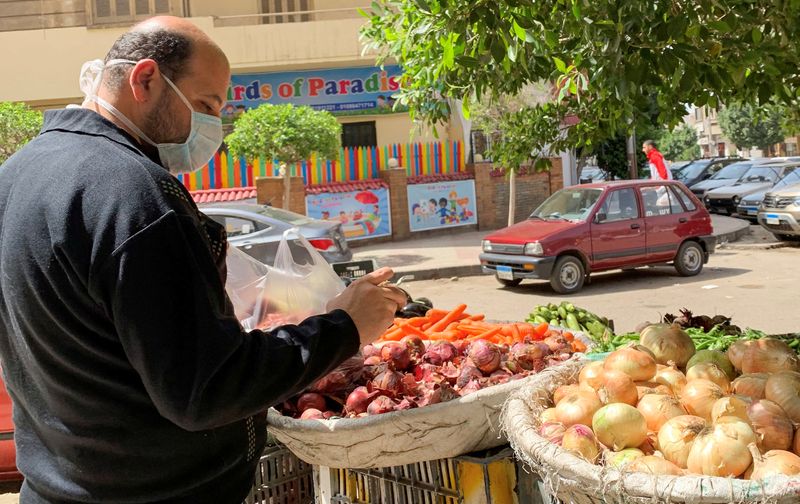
[281,335,575,419]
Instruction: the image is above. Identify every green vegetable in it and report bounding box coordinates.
[566,313,581,331]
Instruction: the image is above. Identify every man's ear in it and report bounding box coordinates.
[129,59,161,104]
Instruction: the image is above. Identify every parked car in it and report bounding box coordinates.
[688,159,764,199]
[579,166,606,184]
[737,167,800,221]
[479,180,715,293]
[200,203,353,265]
[669,160,692,176]
[757,183,800,241]
[673,157,743,188]
[703,162,799,215]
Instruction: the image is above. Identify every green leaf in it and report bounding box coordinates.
[512,20,527,42]
[708,21,731,33]
[491,38,506,64]
[571,0,582,21]
[508,43,519,62]
[553,57,567,73]
[751,28,762,44]
[461,100,471,120]
[413,0,430,13]
[544,31,558,48]
[686,24,701,38]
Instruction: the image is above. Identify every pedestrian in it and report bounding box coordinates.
[642,139,672,181]
[0,16,405,504]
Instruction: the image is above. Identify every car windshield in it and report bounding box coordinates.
[256,205,314,225]
[775,167,800,189]
[531,188,603,221]
[674,160,711,182]
[740,166,781,183]
[709,161,753,180]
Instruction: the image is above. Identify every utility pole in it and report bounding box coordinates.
[628,130,639,179]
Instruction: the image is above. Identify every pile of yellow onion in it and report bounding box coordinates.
[537,325,800,480]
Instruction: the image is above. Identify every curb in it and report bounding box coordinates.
[714,223,751,244]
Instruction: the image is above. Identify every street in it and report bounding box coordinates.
[406,243,800,335]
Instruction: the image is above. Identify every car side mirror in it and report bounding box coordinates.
[595,213,607,223]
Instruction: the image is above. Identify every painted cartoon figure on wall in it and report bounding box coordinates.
[407,180,479,232]
[306,188,392,240]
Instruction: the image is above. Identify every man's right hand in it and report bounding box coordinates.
[327,267,407,346]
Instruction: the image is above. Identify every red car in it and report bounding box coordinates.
[479,180,716,293]
[0,376,21,485]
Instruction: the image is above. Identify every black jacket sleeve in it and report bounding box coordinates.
[94,210,360,431]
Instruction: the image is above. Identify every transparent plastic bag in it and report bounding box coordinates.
[225,230,347,331]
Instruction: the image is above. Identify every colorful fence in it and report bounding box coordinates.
[176,140,466,191]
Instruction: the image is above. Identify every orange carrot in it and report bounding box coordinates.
[467,314,485,321]
[572,340,587,353]
[534,322,549,337]
[425,308,448,322]
[457,324,485,336]
[510,323,521,342]
[427,304,468,334]
[445,322,461,332]
[517,323,535,339]
[399,322,427,339]
[563,331,575,342]
[468,326,502,341]
[382,327,404,341]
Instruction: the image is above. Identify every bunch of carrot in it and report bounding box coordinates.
[377,303,588,353]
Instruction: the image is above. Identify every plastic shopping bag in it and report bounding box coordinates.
[226,228,346,331]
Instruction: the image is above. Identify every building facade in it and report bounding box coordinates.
[0,1,467,153]
[685,106,798,158]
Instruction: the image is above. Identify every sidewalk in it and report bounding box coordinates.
[353,215,751,281]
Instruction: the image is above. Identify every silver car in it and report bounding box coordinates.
[737,167,800,221]
[703,163,799,215]
[689,159,763,199]
[200,203,353,265]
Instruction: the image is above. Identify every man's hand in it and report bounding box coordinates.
[327,268,407,346]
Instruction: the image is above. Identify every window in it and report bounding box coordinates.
[670,186,696,212]
[596,188,639,223]
[341,121,377,148]
[261,0,311,23]
[640,186,683,217]
[208,216,259,237]
[89,0,178,26]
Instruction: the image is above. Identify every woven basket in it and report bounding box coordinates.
[501,360,800,504]
[267,356,583,469]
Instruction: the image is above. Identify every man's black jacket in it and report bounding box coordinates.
[0,108,359,503]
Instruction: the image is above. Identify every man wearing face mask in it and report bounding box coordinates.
[0,16,406,504]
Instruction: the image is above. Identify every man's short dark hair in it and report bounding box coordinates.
[643,140,657,148]
[104,28,193,90]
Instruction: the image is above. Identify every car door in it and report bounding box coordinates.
[589,187,647,270]
[206,213,279,263]
[640,184,689,261]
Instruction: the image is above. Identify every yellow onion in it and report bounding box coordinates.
[710,396,750,424]
[729,339,800,374]
[554,384,583,405]
[603,346,657,382]
[555,391,602,427]
[747,399,794,452]
[627,456,684,476]
[639,323,696,367]
[637,394,686,432]
[679,379,725,421]
[596,370,639,406]
[637,431,659,456]
[604,448,645,469]
[658,415,707,468]
[765,371,800,423]
[731,373,769,402]
[687,416,757,477]
[541,407,559,423]
[794,426,800,456]
[686,362,731,392]
[579,361,605,389]
[634,381,673,400]
[686,350,736,380]
[746,443,800,480]
[562,424,600,463]
[539,421,566,445]
[654,364,688,395]
[592,403,647,451]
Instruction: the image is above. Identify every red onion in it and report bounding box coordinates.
[381,342,412,371]
[452,339,471,356]
[457,365,483,388]
[401,373,420,396]
[299,408,324,420]
[364,355,382,366]
[401,335,426,356]
[322,411,338,419]
[396,398,417,410]
[296,392,326,413]
[412,363,438,382]
[469,340,501,374]
[423,342,458,365]
[544,334,571,353]
[458,379,482,396]
[362,344,380,359]
[367,395,398,415]
[345,386,379,414]
[439,362,461,383]
[512,342,551,371]
[371,370,404,396]
[310,356,364,393]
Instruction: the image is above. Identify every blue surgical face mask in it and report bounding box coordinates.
[77,58,223,175]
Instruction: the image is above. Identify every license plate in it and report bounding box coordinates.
[766,214,780,225]
[496,265,514,280]
[747,209,758,216]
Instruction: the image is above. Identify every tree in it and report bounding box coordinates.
[225,104,341,209]
[360,1,800,166]
[718,103,786,153]
[658,125,701,161]
[0,101,43,165]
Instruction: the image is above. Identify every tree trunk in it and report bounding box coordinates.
[575,155,588,183]
[507,169,517,227]
[281,163,291,210]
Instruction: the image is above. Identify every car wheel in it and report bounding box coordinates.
[495,276,522,287]
[775,234,800,242]
[674,241,704,276]
[550,256,585,294]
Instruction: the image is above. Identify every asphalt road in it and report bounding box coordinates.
[406,244,800,335]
